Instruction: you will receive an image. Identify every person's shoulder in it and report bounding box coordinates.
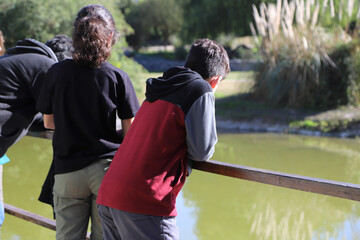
[1,52,56,71]
[101,62,130,79]
[49,59,74,70]
[188,78,213,95]
[101,62,126,73]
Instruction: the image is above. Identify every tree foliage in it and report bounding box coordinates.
[0,0,131,48]
[125,0,182,50]
[178,0,276,43]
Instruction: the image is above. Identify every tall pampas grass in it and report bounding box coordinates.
[251,0,357,108]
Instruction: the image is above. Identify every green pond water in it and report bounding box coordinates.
[1,133,360,240]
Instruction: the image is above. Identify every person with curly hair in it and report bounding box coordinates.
[37,5,140,240]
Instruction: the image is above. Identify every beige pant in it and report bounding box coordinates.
[53,159,111,240]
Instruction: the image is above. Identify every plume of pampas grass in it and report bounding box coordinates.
[311,2,320,28]
[252,4,266,37]
[321,0,328,14]
[306,0,312,20]
[330,0,335,17]
[249,22,260,45]
[295,0,305,26]
[339,0,343,21]
[347,0,354,18]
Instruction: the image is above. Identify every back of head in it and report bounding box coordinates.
[0,31,5,56]
[184,38,230,80]
[45,35,73,61]
[73,4,119,68]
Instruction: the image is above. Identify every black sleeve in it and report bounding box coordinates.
[116,71,140,119]
[36,66,55,114]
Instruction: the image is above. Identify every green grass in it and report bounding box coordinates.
[225,71,255,80]
[289,119,354,132]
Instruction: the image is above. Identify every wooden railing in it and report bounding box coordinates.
[5,131,360,237]
[192,160,360,201]
[5,203,56,230]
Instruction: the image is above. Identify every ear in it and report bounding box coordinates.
[207,76,222,90]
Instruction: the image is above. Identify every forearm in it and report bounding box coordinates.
[43,114,55,130]
[121,117,134,137]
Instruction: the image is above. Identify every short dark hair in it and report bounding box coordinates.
[184,38,230,80]
[72,5,119,68]
[45,35,73,61]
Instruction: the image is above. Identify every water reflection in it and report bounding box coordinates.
[182,134,360,240]
[2,134,360,239]
[2,136,54,239]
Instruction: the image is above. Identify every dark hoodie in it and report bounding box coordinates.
[145,66,202,102]
[0,39,57,157]
[97,66,218,217]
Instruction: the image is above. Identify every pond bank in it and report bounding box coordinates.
[215,104,360,138]
[215,77,360,139]
[216,118,360,138]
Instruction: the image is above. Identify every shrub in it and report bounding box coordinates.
[251,0,360,109]
[319,40,360,107]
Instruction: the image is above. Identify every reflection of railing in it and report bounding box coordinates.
[4,203,90,239]
[5,131,360,237]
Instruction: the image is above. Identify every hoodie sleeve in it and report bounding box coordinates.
[185,91,217,173]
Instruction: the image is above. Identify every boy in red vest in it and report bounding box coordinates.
[97,38,230,240]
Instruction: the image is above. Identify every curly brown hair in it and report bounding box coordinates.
[0,31,5,56]
[72,5,119,68]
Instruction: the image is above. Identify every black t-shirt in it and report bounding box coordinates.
[37,59,140,174]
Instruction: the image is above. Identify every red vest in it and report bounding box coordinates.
[97,100,187,216]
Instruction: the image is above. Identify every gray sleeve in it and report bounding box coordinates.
[185,92,218,165]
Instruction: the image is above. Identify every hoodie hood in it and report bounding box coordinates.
[145,66,204,102]
[5,38,58,62]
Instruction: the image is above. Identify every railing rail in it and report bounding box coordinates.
[5,130,360,237]
[192,160,360,201]
[5,203,56,230]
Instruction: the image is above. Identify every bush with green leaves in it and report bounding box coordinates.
[108,46,147,98]
[125,0,182,50]
[320,40,360,107]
